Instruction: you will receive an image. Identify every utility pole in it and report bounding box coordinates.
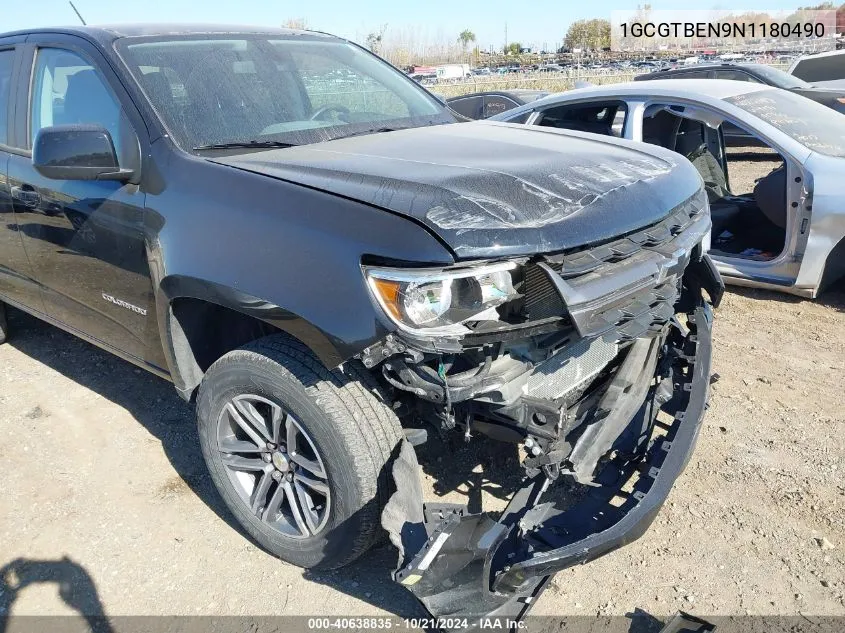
[504,22,508,54]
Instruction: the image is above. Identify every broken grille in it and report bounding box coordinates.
[575,277,681,342]
[523,189,709,343]
[546,191,707,279]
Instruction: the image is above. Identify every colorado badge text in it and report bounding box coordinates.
[101,293,147,316]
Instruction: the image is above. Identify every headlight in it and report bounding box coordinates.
[365,261,518,335]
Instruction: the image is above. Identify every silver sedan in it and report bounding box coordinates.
[490,79,845,298]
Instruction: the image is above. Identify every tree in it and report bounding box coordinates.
[282,18,308,30]
[806,2,845,34]
[365,32,382,52]
[365,25,387,54]
[564,19,611,51]
[505,42,522,55]
[458,29,476,52]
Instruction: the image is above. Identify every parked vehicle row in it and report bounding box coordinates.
[0,24,721,625]
[414,55,798,81]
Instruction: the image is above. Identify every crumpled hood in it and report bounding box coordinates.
[210,121,704,259]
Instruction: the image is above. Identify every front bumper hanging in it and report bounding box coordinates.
[383,302,714,627]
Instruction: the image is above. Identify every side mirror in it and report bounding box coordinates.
[33,124,135,182]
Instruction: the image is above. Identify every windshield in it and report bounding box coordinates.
[726,89,845,157]
[747,64,810,90]
[116,34,454,150]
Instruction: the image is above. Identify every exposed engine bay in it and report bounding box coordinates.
[357,188,723,626]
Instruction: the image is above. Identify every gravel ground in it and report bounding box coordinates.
[1,279,842,623]
[725,146,783,196]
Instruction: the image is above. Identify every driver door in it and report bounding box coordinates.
[7,36,164,368]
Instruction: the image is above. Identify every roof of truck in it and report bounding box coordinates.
[0,23,335,44]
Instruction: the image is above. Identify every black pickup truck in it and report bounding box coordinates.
[0,25,722,623]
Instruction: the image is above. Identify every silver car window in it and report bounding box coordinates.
[725,89,845,158]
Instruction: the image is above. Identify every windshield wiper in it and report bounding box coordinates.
[332,127,399,140]
[193,140,299,151]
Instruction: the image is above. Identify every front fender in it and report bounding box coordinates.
[145,151,455,396]
[155,277,351,397]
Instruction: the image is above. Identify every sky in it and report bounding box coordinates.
[2,0,810,52]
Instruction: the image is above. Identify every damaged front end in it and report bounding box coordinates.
[360,189,723,626]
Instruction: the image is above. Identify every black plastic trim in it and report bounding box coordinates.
[492,303,712,592]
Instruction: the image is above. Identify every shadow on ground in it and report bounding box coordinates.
[0,556,112,632]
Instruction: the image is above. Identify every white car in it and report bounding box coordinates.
[490,79,845,298]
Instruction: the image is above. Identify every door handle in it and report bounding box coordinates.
[11,185,41,209]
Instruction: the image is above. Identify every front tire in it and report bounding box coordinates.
[196,334,402,569]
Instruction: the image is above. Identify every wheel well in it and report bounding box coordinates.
[821,235,845,293]
[169,298,282,397]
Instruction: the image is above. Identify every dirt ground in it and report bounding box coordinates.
[1,278,842,623]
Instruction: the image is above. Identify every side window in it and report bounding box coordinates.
[714,70,759,83]
[447,96,482,119]
[30,48,129,160]
[481,96,518,119]
[791,55,845,82]
[668,71,708,79]
[0,49,14,146]
[537,102,627,137]
[721,122,784,195]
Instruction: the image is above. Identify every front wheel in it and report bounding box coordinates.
[196,335,403,569]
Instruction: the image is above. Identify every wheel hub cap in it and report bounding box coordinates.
[272,451,290,473]
[215,394,331,539]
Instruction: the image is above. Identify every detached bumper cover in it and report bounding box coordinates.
[495,304,713,593]
[384,302,714,625]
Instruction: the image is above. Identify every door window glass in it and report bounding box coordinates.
[665,70,708,79]
[714,70,760,83]
[482,96,518,118]
[447,96,482,119]
[30,48,127,159]
[537,102,627,137]
[506,111,532,124]
[791,54,845,83]
[0,49,14,145]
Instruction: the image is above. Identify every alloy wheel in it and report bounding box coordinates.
[216,394,331,539]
